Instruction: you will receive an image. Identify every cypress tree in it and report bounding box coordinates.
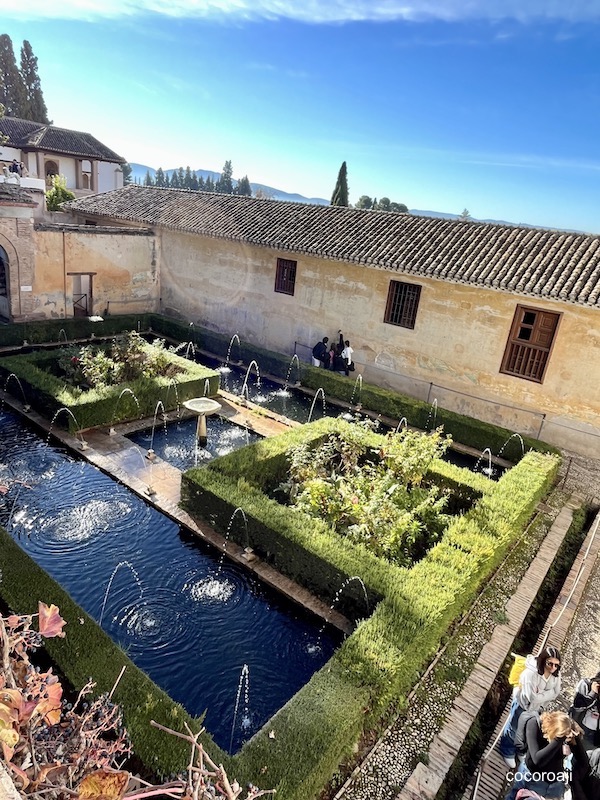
[0,34,26,117]
[155,167,165,187]
[234,175,252,196]
[19,40,49,122]
[330,161,349,207]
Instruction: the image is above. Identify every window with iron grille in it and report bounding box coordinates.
[500,305,560,383]
[274,258,297,295]
[384,280,422,329]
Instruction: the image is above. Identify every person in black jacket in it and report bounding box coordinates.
[311,336,329,368]
[507,711,586,799]
[571,671,600,750]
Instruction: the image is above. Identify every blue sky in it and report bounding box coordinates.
[2,1,600,232]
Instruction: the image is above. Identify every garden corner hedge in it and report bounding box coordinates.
[180,417,560,798]
[0,345,219,431]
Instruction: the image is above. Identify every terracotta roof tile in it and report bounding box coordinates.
[66,185,600,307]
[0,116,125,163]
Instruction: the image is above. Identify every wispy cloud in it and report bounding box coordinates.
[4,0,600,23]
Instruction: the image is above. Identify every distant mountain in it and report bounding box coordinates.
[129,163,328,205]
[129,164,583,233]
[410,208,586,234]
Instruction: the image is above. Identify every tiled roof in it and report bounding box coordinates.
[66,186,600,308]
[0,116,125,163]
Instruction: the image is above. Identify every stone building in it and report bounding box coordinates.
[2,184,600,455]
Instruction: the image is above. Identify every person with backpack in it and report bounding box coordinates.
[499,646,562,768]
[570,671,600,750]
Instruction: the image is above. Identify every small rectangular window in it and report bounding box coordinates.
[275,258,297,295]
[384,280,421,329]
[501,305,560,383]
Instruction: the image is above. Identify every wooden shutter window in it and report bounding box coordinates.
[501,306,560,383]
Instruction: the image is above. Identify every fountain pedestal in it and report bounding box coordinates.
[183,397,222,446]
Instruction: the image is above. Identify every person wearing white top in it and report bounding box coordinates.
[339,331,354,376]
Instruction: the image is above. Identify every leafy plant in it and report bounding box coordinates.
[0,602,273,800]
[45,175,75,211]
[280,426,452,565]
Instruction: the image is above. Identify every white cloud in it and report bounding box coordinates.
[2,0,600,23]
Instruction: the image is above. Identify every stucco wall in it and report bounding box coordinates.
[97,162,122,192]
[157,230,600,454]
[32,228,159,319]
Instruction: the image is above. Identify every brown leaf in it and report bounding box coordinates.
[77,769,130,800]
[36,680,63,726]
[38,602,66,638]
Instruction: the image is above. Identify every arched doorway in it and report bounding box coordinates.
[0,245,10,320]
[45,160,59,188]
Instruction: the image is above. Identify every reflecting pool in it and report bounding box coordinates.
[0,410,341,753]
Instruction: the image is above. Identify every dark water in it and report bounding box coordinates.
[0,410,341,753]
[128,416,262,471]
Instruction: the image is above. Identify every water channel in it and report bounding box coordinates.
[0,409,340,753]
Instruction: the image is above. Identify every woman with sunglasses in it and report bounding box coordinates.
[500,646,562,768]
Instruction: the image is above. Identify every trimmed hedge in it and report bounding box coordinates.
[180,417,560,798]
[0,347,219,431]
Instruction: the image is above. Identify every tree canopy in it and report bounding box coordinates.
[142,160,253,196]
[355,195,408,213]
[0,34,49,122]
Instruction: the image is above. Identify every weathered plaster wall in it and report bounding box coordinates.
[0,213,36,320]
[158,230,600,453]
[32,228,159,319]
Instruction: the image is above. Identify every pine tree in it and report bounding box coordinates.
[19,40,49,122]
[170,170,180,188]
[216,160,233,194]
[234,175,252,196]
[155,167,165,187]
[330,161,349,207]
[0,34,27,117]
[143,169,154,186]
[184,166,193,189]
[177,166,185,187]
[197,175,205,191]
[190,172,199,191]
[163,172,170,187]
[204,176,214,192]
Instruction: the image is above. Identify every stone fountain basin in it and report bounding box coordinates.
[183,397,222,415]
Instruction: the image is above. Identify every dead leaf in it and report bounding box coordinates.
[36,680,63,726]
[8,761,30,790]
[38,602,66,638]
[77,768,130,800]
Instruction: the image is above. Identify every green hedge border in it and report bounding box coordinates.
[0,346,219,431]
[180,417,560,797]
[0,526,227,779]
